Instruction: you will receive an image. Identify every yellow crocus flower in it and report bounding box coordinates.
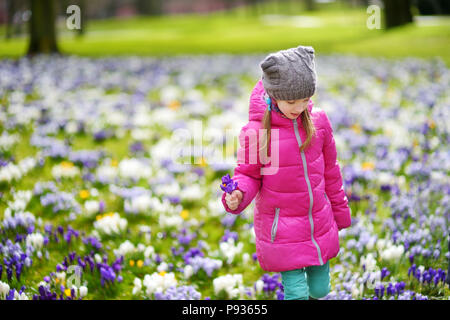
[429,120,436,129]
[168,100,180,110]
[351,123,362,134]
[79,189,90,199]
[61,161,74,168]
[199,157,207,167]
[362,162,375,171]
[180,209,189,220]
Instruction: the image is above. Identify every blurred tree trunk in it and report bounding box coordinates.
[224,0,237,10]
[135,0,163,15]
[5,0,15,39]
[382,0,413,29]
[106,0,118,17]
[27,0,59,55]
[416,0,443,15]
[77,0,86,37]
[245,0,262,16]
[360,0,370,6]
[305,0,316,11]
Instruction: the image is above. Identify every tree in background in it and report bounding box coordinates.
[305,0,316,11]
[382,0,413,29]
[5,0,15,39]
[414,0,450,15]
[5,0,29,39]
[27,0,59,55]
[78,0,86,37]
[135,0,164,16]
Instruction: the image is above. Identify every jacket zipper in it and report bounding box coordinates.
[271,208,280,243]
[292,119,324,265]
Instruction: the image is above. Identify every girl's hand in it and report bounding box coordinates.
[225,190,243,211]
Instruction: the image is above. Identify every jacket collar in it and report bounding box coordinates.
[249,78,313,128]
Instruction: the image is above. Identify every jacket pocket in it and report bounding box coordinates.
[324,192,330,204]
[271,208,280,243]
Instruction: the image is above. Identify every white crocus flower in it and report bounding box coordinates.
[184,265,194,279]
[157,262,169,273]
[255,280,264,294]
[118,158,152,181]
[141,272,177,298]
[79,286,88,299]
[144,246,155,259]
[96,165,118,182]
[0,281,11,299]
[213,274,243,299]
[380,244,404,261]
[132,278,142,295]
[84,200,100,216]
[219,238,244,264]
[26,233,44,251]
[114,240,136,257]
[51,163,80,179]
[360,253,377,272]
[159,213,183,229]
[93,213,128,236]
[94,253,102,263]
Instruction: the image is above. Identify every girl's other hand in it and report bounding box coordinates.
[225,190,243,211]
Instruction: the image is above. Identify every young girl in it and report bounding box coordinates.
[221,45,352,300]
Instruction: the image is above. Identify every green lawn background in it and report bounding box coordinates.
[0,3,449,65]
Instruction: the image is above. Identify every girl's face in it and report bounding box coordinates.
[275,97,311,119]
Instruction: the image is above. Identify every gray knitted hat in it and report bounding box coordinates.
[260,45,317,101]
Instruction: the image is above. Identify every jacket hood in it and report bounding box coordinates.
[249,78,314,127]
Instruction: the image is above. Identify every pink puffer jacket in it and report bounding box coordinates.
[221,79,352,272]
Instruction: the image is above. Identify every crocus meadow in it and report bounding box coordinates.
[0,54,448,300]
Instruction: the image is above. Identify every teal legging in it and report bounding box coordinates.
[280,261,331,300]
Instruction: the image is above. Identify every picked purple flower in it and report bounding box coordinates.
[220,174,238,194]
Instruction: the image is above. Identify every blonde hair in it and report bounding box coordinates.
[260,98,316,158]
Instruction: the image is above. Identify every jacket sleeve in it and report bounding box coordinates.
[222,124,262,215]
[322,111,352,230]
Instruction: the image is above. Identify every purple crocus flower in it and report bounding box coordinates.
[220,174,238,194]
[408,264,417,277]
[6,266,12,281]
[260,273,283,294]
[221,214,237,228]
[221,229,239,243]
[386,283,395,296]
[99,200,106,213]
[183,248,204,265]
[15,263,23,281]
[129,141,144,154]
[374,283,385,298]
[276,289,284,300]
[93,129,111,142]
[380,267,390,280]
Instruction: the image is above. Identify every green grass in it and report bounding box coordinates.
[0,5,449,65]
